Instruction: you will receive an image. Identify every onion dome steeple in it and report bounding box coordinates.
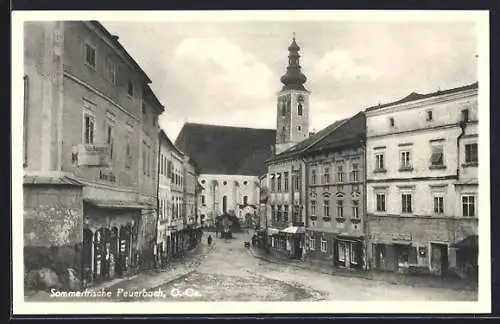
[280,33,308,91]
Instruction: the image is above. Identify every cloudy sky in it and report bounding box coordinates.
[101,20,478,141]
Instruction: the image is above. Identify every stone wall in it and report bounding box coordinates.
[24,184,83,291]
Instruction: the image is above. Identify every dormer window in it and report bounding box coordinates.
[461,109,469,122]
[389,117,395,127]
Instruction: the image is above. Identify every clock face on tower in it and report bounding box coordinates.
[297,95,304,103]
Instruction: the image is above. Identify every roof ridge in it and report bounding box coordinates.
[302,117,350,152]
[182,122,276,132]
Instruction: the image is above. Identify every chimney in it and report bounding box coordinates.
[111,35,119,41]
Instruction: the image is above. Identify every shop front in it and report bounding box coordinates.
[81,199,143,286]
[334,236,364,270]
[280,226,305,260]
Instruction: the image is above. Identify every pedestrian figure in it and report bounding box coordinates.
[251,234,257,247]
[207,235,212,246]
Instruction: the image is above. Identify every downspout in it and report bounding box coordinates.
[457,119,467,181]
[154,133,161,267]
[301,155,309,261]
[361,137,369,271]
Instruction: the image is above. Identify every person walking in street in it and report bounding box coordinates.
[207,234,213,246]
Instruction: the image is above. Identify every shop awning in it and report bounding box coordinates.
[84,199,146,210]
[280,226,306,234]
[452,235,478,249]
[267,228,279,235]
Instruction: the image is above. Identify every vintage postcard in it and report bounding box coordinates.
[12,10,491,315]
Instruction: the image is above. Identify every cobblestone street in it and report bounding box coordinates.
[30,231,477,302]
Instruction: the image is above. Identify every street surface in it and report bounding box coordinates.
[30,232,477,302]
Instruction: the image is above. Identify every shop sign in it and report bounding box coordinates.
[72,143,110,166]
[392,233,412,241]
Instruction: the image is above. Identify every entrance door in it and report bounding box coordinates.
[82,229,93,284]
[293,237,302,259]
[431,243,449,276]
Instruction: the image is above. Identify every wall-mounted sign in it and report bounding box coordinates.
[392,233,412,241]
[99,169,116,182]
[72,144,110,166]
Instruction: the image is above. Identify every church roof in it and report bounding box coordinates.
[268,111,365,162]
[174,123,276,176]
[365,81,478,112]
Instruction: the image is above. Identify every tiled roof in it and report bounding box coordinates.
[160,130,184,157]
[305,111,366,154]
[269,111,366,162]
[23,174,84,186]
[268,118,349,162]
[175,123,276,176]
[365,81,478,112]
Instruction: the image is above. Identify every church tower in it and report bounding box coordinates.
[275,34,311,155]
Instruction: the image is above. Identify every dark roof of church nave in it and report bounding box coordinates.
[174,122,276,176]
[269,111,366,162]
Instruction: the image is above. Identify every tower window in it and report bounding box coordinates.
[427,110,433,121]
[298,103,303,116]
[389,117,395,127]
[298,126,301,131]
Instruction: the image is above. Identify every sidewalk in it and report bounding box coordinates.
[92,241,215,292]
[247,247,477,292]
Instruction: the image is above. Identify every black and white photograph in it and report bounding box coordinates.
[12,10,490,315]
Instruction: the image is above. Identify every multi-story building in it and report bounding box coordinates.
[302,112,367,270]
[183,155,201,248]
[175,123,275,228]
[23,21,164,287]
[157,130,186,261]
[365,82,478,279]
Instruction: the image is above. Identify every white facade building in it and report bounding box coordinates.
[365,82,478,279]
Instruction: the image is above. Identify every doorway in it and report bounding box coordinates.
[431,243,449,276]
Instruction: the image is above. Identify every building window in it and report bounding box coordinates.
[434,195,444,214]
[125,137,132,169]
[222,195,228,213]
[430,145,444,166]
[283,205,289,222]
[323,167,330,184]
[400,150,412,169]
[310,200,316,216]
[277,205,282,221]
[293,174,300,191]
[83,112,95,144]
[284,172,289,191]
[271,174,276,192]
[201,195,206,205]
[243,195,248,205]
[105,122,114,160]
[376,193,386,212]
[223,181,227,186]
[350,162,359,182]
[167,160,173,178]
[462,195,476,217]
[84,43,96,69]
[352,200,359,218]
[320,236,327,253]
[298,126,301,131]
[23,75,29,166]
[127,80,134,97]
[337,164,344,182]
[309,234,315,251]
[401,193,413,214]
[336,200,343,218]
[375,153,385,170]
[311,169,316,185]
[427,110,433,121]
[298,103,303,116]
[105,55,116,84]
[389,117,395,127]
[142,142,148,175]
[277,173,282,192]
[324,200,330,217]
[271,205,276,221]
[465,143,478,164]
